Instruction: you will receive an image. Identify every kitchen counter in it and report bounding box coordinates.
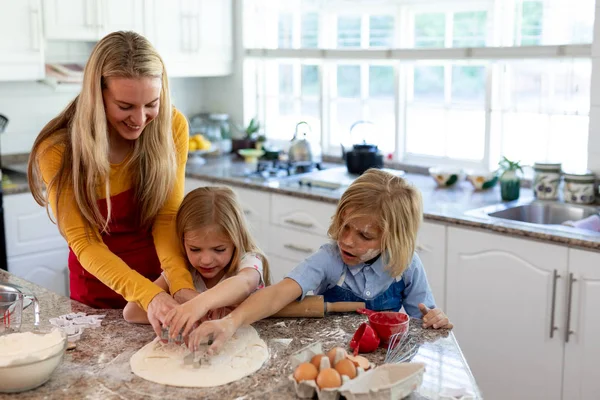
[0,270,481,400]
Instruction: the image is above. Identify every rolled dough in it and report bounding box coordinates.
[130,325,269,387]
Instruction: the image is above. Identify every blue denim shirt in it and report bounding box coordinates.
[286,243,436,318]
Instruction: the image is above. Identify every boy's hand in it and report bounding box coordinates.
[164,299,208,339]
[188,315,238,355]
[418,303,453,329]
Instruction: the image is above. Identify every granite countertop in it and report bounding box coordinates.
[6,155,600,250]
[0,270,481,400]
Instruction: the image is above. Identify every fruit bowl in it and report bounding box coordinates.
[238,149,265,163]
[429,167,464,187]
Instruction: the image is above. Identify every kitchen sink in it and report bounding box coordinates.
[466,200,599,229]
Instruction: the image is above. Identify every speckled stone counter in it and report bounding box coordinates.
[0,271,481,400]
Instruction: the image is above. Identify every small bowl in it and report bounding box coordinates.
[237,148,265,163]
[0,328,67,393]
[429,167,464,187]
[357,309,410,345]
[466,170,499,191]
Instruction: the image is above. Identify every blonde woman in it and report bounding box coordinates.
[185,169,452,353]
[123,186,270,341]
[27,31,196,335]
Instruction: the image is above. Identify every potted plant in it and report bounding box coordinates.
[255,134,267,150]
[231,117,261,155]
[498,156,524,201]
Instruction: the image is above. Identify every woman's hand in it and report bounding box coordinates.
[147,292,179,337]
[173,288,199,304]
[419,303,453,329]
[164,298,209,339]
[188,315,239,355]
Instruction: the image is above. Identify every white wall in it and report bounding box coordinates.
[0,78,205,156]
[588,3,600,174]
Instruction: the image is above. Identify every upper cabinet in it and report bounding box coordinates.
[0,0,45,81]
[43,0,144,41]
[143,0,233,77]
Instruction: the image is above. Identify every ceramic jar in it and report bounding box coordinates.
[533,162,562,200]
[563,171,596,204]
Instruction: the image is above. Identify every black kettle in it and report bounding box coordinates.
[341,121,384,175]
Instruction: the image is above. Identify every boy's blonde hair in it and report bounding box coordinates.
[28,31,176,234]
[328,169,423,277]
[176,186,271,285]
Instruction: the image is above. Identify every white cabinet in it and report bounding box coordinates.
[416,222,446,310]
[43,0,144,41]
[4,193,69,296]
[266,253,299,285]
[184,177,211,193]
[562,249,600,400]
[447,227,567,400]
[271,194,337,238]
[0,0,44,81]
[144,0,233,77]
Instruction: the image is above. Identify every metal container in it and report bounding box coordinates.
[563,171,596,204]
[533,162,562,200]
[288,121,321,164]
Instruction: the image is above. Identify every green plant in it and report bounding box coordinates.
[243,117,260,139]
[498,156,524,179]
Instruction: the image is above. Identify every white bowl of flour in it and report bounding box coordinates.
[0,328,67,393]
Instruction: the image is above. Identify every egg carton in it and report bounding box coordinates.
[288,342,426,400]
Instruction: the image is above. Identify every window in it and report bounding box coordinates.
[244,0,594,171]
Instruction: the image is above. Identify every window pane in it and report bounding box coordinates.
[547,115,588,172]
[502,63,546,111]
[301,13,319,48]
[278,13,293,48]
[406,107,446,156]
[369,66,394,98]
[453,11,487,47]
[369,15,394,47]
[366,99,395,153]
[551,61,591,114]
[452,66,486,105]
[301,65,319,97]
[330,100,363,147]
[264,98,320,141]
[413,66,445,103]
[446,110,485,160]
[337,16,361,48]
[414,13,445,48]
[337,65,361,98]
[279,64,293,95]
[520,1,543,45]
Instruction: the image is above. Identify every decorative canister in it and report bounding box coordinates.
[533,162,562,200]
[563,171,596,204]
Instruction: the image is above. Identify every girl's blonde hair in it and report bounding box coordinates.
[328,169,423,277]
[176,186,271,285]
[28,31,176,234]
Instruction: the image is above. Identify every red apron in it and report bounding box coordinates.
[68,189,162,309]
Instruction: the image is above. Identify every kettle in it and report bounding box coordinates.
[341,121,384,175]
[288,121,321,164]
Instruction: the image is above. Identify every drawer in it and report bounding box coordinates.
[270,194,336,237]
[247,217,268,253]
[265,253,299,284]
[267,225,324,264]
[231,187,270,222]
[8,248,70,296]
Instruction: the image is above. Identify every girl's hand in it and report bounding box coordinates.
[164,299,209,339]
[418,303,453,329]
[173,288,200,304]
[188,315,238,355]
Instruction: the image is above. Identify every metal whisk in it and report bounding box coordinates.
[384,332,419,364]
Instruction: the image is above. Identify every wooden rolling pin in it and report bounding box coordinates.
[272,295,365,318]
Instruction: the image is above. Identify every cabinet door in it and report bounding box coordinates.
[267,225,323,264]
[271,194,337,238]
[0,0,44,81]
[266,253,300,285]
[4,193,66,257]
[99,0,144,37]
[447,227,567,400]
[43,0,99,40]
[8,248,69,296]
[416,222,446,310]
[562,249,600,400]
[184,178,212,194]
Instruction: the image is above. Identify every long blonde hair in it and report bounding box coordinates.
[28,31,176,234]
[328,169,423,277]
[176,186,271,285]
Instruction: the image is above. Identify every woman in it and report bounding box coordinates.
[27,31,197,336]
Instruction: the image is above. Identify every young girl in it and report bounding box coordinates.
[123,186,270,339]
[186,169,452,353]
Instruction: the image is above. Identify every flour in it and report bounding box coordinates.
[0,330,64,367]
[130,325,269,387]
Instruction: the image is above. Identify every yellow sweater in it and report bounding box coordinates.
[38,109,194,310]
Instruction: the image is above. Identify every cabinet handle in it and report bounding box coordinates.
[565,273,577,343]
[549,269,560,338]
[29,7,40,51]
[416,243,430,253]
[284,219,314,228]
[284,244,313,254]
[243,209,251,216]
